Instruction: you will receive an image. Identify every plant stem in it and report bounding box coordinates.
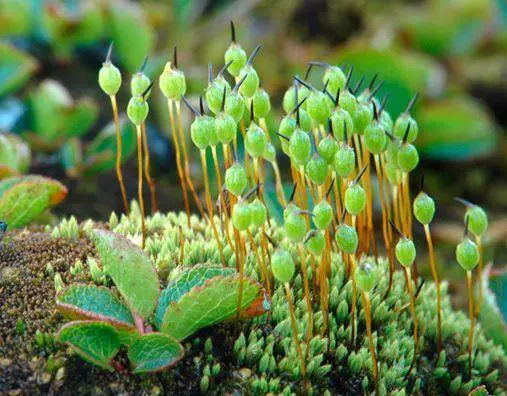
[297,242,314,361]
[178,225,185,263]
[141,123,158,213]
[109,95,129,215]
[272,161,287,208]
[467,270,475,379]
[404,266,418,367]
[361,290,379,395]
[474,236,483,318]
[135,125,146,249]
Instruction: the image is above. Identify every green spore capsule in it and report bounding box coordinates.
[225,91,246,124]
[364,122,386,155]
[279,115,297,138]
[330,108,354,140]
[353,102,373,135]
[245,123,267,158]
[159,61,186,101]
[206,78,231,115]
[306,154,328,186]
[395,237,416,268]
[282,85,309,114]
[271,248,296,283]
[249,198,267,228]
[289,129,312,166]
[386,138,401,168]
[98,45,121,96]
[335,223,358,254]
[385,161,400,185]
[252,88,271,119]
[397,142,419,173]
[284,211,307,242]
[298,108,312,131]
[225,163,247,196]
[216,112,236,144]
[356,262,376,292]
[307,91,334,125]
[394,114,418,143]
[380,109,393,132]
[232,201,251,231]
[312,200,333,230]
[339,89,358,118]
[191,114,217,150]
[324,66,346,97]
[413,191,435,225]
[127,95,149,126]
[345,182,366,216]
[131,72,151,98]
[466,205,488,237]
[304,230,326,257]
[224,22,247,76]
[318,134,338,164]
[263,142,276,163]
[333,145,355,179]
[238,66,259,98]
[456,236,480,271]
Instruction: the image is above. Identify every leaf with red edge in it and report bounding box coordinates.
[128,333,184,373]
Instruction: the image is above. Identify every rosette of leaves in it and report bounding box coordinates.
[55,229,268,373]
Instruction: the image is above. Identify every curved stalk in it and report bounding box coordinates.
[467,270,475,379]
[135,125,146,249]
[141,123,158,213]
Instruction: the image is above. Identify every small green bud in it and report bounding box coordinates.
[413,192,435,225]
[324,66,346,97]
[282,85,309,114]
[279,115,297,138]
[216,112,236,144]
[305,154,328,186]
[456,237,479,271]
[131,72,151,97]
[225,44,247,77]
[206,78,231,115]
[238,65,259,98]
[16,318,25,335]
[98,62,121,96]
[353,102,373,135]
[232,201,251,231]
[330,109,354,140]
[271,248,295,283]
[262,142,276,163]
[304,230,326,257]
[200,375,210,393]
[335,223,358,254]
[252,88,271,119]
[204,338,213,354]
[333,145,355,179]
[356,262,376,292]
[284,211,307,242]
[127,95,149,126]
[54,273,64,292]
[298,108,313,131]
[466,205,488,237]
[397,143,419,173]
[380,109,393,132]
[395,238,416,268]
[35,329,45,348]
[225,91,246,123]
[318,135,338,164]
[394,113,418,143]
[212,363,221,377]
[225,163,247,196]
[345,183,366,216]
[249,198,267,228]
[339,89,358,117]
[312,200,333,230]
[364,122,386,155]
[245,123,267,158]
[386,138,401,168]
[307,91,333,125]
[190,115,217,150]
[159,62,186,101]
[289,129,312,166]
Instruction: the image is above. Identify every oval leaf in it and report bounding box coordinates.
[154,265,236,330]
[0,175,67,228]
[57,284,135,329]
[161,275,269,341]
[0,42,38,97]
[57,321,121,372]
[128,333,184,374]
[92,229,159,320]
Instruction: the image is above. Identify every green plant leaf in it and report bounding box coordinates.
[66,98,99,138]
[416,97,498,161]
[57,321,121,372]
[92,229,159,320]
[0,132,30,179]
[128,333,184,373]
[56,284,135,329]
[154,265,236,329]
[0,175,67,228]
[161,275,269,341]
[60,137,83,179]
[83,116,136,177]
[0,42,38,97]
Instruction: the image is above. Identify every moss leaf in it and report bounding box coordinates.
[153,265,236,330]
[0,175,67,228]
[161,275,269,341]
[92,229,159,320]
[57,321,121,372]
[56,284,135,329]
[128,333,184,373]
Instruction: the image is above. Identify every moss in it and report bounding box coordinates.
[0,209,506,395]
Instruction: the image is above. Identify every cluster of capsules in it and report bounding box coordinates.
[97,22,489,390]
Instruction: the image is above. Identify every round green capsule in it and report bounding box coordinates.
[225,44,247,77]
[216,112,236,144]
[252,88,271,119]
[364,122,386,155]
[284,203,299,220]
[249,198,267,228]
[385,161,401,185]
[335,223,358,254]
[304,230,326,257]
[397,143,419,173]
[413,192,435,225]
[394,114,418,143]
[131,72,151,97]
[289,129,312,166]
[353,102,373,135]
[324,66,346,97]
[307,91,333,125]
[318,134,338,165]
[159,62,186,101]
[238,66,259,98]
[306,154,328,186]
[380,110,393,133]
[206,78,231,115]
[339,89,358,118]
[225,163,247,196]
[232,201,251,231]
[333,145,355,179]
[245,123,267,158]
[279,115,297,139]
[127,96,148,126]
[330,109,354,140]
[98,62,121,96]
[456,236,480,271]
[356,262,376,293]
[345,182,366,216]
[190,115,217,150]
[225,91,246,124]
[466,205,488,237]
[395,238,416,268]
[386,138,401,168]
[282,85,309,114]
[313,200,333,230]
[284,211,307,243]
[271,248,295,283]
[263,142,276,163]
